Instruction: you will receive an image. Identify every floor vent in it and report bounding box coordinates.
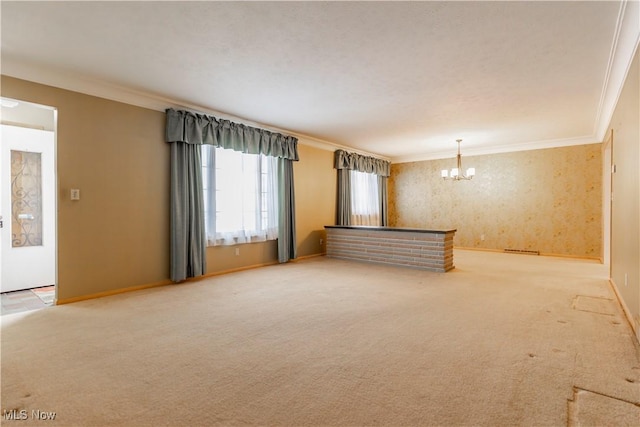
[504,248,540,255]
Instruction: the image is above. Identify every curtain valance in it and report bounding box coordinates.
[334,149,390,177]
[166,108,299,161]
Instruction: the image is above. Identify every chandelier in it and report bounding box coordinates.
[441,139,475,180]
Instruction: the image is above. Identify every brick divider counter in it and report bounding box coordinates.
[324,226,456,272]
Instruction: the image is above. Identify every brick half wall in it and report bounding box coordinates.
[325,226,456,272]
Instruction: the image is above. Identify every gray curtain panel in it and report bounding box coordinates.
[170,142,206,282]
[334,150,390,226]
[278,158,297,263]
[378,175,388,226]
[166,108,300,278]
[336,169,352,226]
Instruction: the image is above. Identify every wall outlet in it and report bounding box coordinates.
[624,273,628,286]
[480,234,485,241]
[235,248,240,256]
[70,189,80,201]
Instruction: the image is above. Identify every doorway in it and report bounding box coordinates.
[602,129,612,272]
[0,97,57,308]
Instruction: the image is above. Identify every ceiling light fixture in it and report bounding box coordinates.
[441,139,475,180]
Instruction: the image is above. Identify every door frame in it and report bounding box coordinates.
[602,129,613,276]
[0,97,58,301]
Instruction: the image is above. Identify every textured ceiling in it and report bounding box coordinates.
[1,1,637,162]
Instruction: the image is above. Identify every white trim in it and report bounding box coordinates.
[594,0,640,142]
[609,279,639,343]
[4,0,639,166]
[392,135,599,163]
[1,59,389,161]
[393,0,639,165]
[294,134,390,160]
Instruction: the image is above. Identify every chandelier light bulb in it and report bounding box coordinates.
[441,139,475,181]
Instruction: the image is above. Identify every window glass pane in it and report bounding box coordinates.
[202,147,279,245]
[11,150,43,247]
[350,170,380,226]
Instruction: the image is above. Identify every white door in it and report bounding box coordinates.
[0,124,55,292]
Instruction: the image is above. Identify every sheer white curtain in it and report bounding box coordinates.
[202,146,278,246]
[350,170,380,226]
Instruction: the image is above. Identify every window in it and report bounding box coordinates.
[202,146,278,246]
[350,170,380,226]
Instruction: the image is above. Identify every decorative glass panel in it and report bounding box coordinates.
[11,150,43,247]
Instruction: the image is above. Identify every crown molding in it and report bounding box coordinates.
[594,0,640,142]
[1,58,389,160]
[4,0,637,167]
[292,134,391,160]
[391,135,599,164]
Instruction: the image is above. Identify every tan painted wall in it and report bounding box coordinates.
[607,48,639,337]
[1,76,170,301]
[1,76,335,301]
[294,143,336,257]
[389,144,602,258]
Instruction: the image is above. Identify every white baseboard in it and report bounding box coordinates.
[608,278,639,344]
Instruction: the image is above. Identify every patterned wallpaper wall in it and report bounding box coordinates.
[388,144,602,258]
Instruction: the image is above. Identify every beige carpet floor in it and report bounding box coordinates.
[1,250,639,426]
